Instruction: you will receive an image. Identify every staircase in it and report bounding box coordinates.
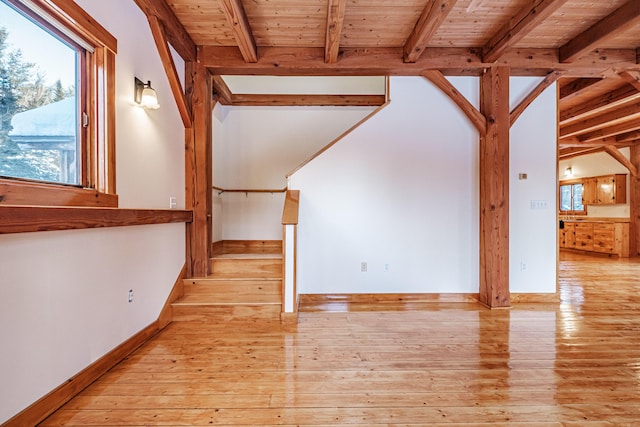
[172,240,283,322]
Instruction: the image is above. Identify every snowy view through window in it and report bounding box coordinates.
[0,0,79,185]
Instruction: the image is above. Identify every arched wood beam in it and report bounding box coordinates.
[604,146,638,177]
[482,0,569,63]
[510,71,563,127]
[220,0,258,62]
[147,15,192,129]
[422,70,486,135]
[560,1,640,63]
[404,0,457,63]
[324,0,347,63]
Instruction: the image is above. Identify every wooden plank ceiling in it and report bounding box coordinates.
[143,0,640,156]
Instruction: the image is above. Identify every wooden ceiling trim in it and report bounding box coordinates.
[559,1,640,63]
[134,0,196,62]
[219,0,258,62]
[604,146,638,177]
[422,70,486,135]
[212,76,232,105]
[560,101,640,138]
[147,15,192,128]
[558,78,603,101]
[482,0,570,63]
[228,94,386,107]
[403,0,457,63]
[510,70,563,127]
[199,46,640,77]
[324,0,347,64]
[559,84,640,124]
[578,119,640,143]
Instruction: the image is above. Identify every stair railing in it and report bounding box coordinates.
[281,190,300,321]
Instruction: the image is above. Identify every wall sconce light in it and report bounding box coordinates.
[134,77,160,109]
[564,166,573,177]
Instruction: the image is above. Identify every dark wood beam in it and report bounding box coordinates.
[616,129,640,144]
[560,101,640,138]
[559,0,640,63]
[212,75,233,105]
[479,66,510,308]
[324,0,347,64]
[558,77,603,101]
[219,0,258,63]
[510,70,563,126]
[133,0,196,62]
[482,0,569,63]
[559,83,640,124]
[403,0,457,63]
[604,146,638,177]
[422,71,486,135]
[229,94,386,106]
[147,15,192,128]
[199,46,640,77]
[578,119,640,143]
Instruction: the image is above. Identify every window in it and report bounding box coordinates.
[559,180,586,216]
[0,0,117,207]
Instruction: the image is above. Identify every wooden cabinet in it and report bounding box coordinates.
[560,220,629,257]
[582,174,627,205]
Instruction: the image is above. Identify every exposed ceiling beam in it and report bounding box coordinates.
[619,70,640,91]
[558,77,603,101]
[133,0,196,62]
[578,119,640,143]
[147,15,192,128]
[212,76,232,105]
[510,70,563,126]
[559,136,630,147]
[228,94,386,106]
[604,146,638,176]
[422,70,486,135]
[482,0,569,63]
[560,101,640,138]
[559,0,640,63]
[403,0,457,63]
[219,0,258,62]
[199,46,640,77]
[616,129,640,144]
[560,83,640,124]
[559,146,606,160]
[324,0,347,64]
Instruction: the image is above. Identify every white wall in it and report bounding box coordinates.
[509,78,558,293]
[289,76,557,295]
[213,103,376,240]
[559,149,631,218]
[0,1,186,423]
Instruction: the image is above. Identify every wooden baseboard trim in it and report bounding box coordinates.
[280,311,298,324]
[158,263,187,329]
[299,293,480,305]
[510,293,559,303]
[4,322,160,427]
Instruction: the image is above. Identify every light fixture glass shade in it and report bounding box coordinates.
[134,78,160,109]
[565,167,573,177]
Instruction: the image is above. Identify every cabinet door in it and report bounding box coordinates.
[596,176,616,204]
[574,223,593,251]
[593,223,615,253]
[565,223,576,248]
[582,178,596,205]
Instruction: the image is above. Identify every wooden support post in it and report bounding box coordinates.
[185,61,213,276]
[479,66,510,308]
[630,146,640,257]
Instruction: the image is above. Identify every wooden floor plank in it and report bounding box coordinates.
[40,251,640,426]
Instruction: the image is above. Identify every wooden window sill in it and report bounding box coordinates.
[0,206,192,234]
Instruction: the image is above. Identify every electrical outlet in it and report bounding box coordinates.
[520,262,526,272]
[169,196,177,209]
[384,263,390,272]
[361,262,367,272]
[128,289,134,303]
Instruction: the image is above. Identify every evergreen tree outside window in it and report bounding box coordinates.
[0,0,80,185]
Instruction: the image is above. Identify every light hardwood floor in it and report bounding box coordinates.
[42,251,640,426]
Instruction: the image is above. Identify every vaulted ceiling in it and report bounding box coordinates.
[135,0,640,160]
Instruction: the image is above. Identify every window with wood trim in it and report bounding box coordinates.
[0,0,117,207]
[559,180,586,216]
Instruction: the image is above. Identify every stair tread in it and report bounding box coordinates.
[173,299,281,306]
